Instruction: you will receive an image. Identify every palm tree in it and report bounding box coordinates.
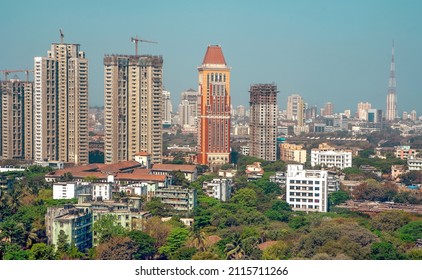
[225,233,246,260]
[188,229,208,252]
[7,187,22,214]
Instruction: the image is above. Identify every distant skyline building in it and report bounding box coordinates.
[34,41,88,165]
[197,45,231,166]
[357,102,371,120]
[178,88,199,129]
[162,90,172,125]
[323,102,333,116]
[386,42,397,121]
[249,83,278,161]
[236,105,246,117]
[0,80,33,160]
[286,94,304,126]
[104,54,163,164]
[410,110,417,121]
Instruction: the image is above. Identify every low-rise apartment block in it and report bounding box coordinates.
[202,178,232,201]
[279,143,307,164]
[311,143,352,169]
[286,164,328,212]
[154,185,197,212]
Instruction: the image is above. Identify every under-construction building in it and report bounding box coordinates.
[249,83,278,161]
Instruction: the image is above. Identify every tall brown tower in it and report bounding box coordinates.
[197,45,231,166]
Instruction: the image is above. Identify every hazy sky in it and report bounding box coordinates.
[2,0,422,115]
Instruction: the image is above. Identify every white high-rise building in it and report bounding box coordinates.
[162,90,172,125]
[286,164,328,212]
[178,89,199,129]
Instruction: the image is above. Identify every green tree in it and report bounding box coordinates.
[159,227,189,258]
[29,243,56,260]
[369,242,404,260]
[56,230,70,256]
[128,230,157,260]
[397,221,422,242]
[192,251,221,260]
[93,214,127,243]
[170,170,190,188]
[145,197,171,216]
[329,190,350,206]
[171,246,197,260]
[2,243,29,260]
[231,188,258,207]
[371,211,410,232]
[262,241,290,260]
[59,172,74,182]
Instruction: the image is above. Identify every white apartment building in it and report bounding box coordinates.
[53,182,91,199]
[311,149,352,169]
[202,178,232,202]
[408,158,422,171]
[286,164,328,213]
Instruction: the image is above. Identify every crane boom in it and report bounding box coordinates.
[0,69,34,82]
[131,36,158,56]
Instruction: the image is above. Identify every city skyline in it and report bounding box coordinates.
[2,0,422,114]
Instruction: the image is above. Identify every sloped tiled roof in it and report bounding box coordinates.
[151,163,197,173]
[202,45,226,65]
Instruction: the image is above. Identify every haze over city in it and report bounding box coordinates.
[2,0,422,113]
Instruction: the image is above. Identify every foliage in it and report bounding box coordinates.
[399,170,422,185]
[397,221,422,242]
[145,197,172,216]
[370,211,410,232]
[329,190,350,206]
[369,241,405,260]
[2,243,29,260]
[170,170,190,188]
[92,214,127,243]
[230,188,258,207]
[128,230,157,260]
[352,181,397,202]
[143,217,172,248]
[288,216,308,229]
[158,227,189,259]
[171,246,197,260]
[94,236,138,260]
[262,241,290,260]
[29,243,56,260]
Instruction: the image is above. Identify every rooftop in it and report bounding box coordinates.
[202,45,226,65]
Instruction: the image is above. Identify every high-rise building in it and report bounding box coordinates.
[305,105,317,120]
[323,102,333,116]
[368,109,383,124]
[162,90,172,125]
[386,42,397,121]
[402,111,408,120]
[197,45,231,166]
[357,102,371,120]
[249,83,278,161]
[236,105,246,117]
[178,88,199,129]
[104,55,163,164]
[410,110,417,121]
[34,42,88,164]
[286,94,304,125]
[0,80,33,160]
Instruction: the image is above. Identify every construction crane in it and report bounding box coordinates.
[60,29,64,44]
[0,70,34,82]
[131,36,157,56]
